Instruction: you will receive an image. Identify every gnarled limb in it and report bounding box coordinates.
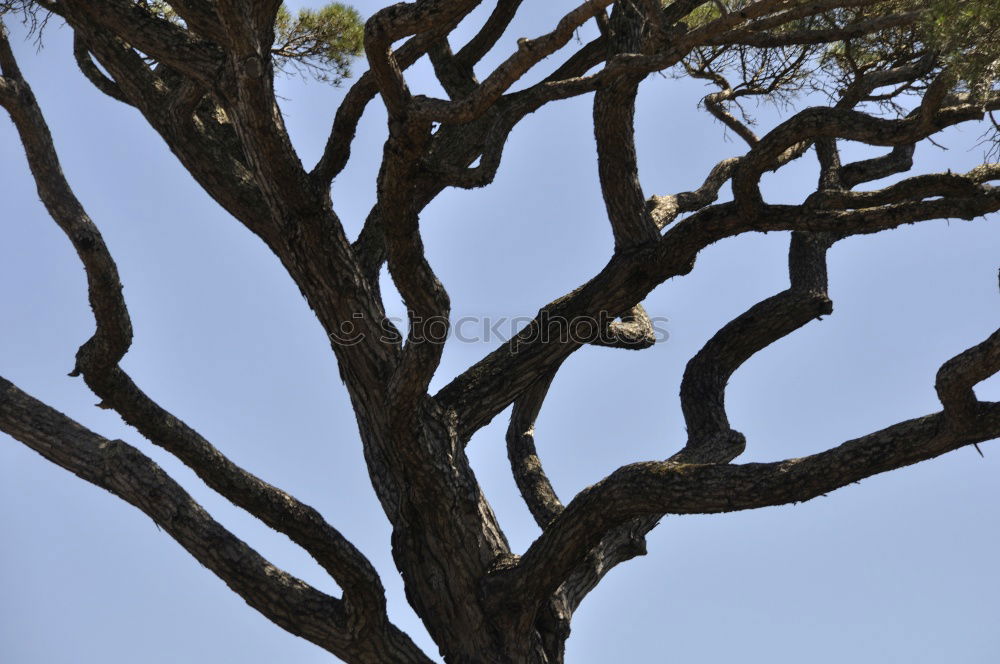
[732,92,1000,213]
[552,227,837,630]
[678,232,834,462]
[509,399,1000,616]
[503,326,1000,623]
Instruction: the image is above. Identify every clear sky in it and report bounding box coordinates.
[1,3,999,663]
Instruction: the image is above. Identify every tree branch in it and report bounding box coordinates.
[592,3,659,250]
[678,231,834,462]
[936,329,1000,419]
[72,33,129,103]
[553,229,837,621]
[732,93,1000,213]
[506,367,565,529]
[0,377,432,664]
[454,0,524,67]
[438,173,999,445]
[707,11,920,48]
[58,0,223,84]
[410,0,615,124]
[0,28,392,629]
[507,367,1000,623]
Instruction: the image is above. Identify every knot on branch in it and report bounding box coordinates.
[239,54,265,79]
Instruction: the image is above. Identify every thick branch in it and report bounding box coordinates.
[647,157,740,228]
[679,232,834,461]
[557,230,837,619]
[380,122,451,408]
[508,396,1000,620]
[454,0,524,67]
[363,0,482,116]
[312,28,465,185]
[593,28,659,250]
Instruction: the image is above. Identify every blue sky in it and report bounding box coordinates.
[1,2,999,662]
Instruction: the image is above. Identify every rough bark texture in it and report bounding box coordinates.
[1,2,999,663]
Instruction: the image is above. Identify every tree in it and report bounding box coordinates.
[1,1,998,662]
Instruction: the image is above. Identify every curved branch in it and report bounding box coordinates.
[380,123,451,408]
[647,157,740,228]
[312,16,473,186]
[502,310,1000,620]
[508,393,1000,623]
[454,0,524,67]
[806,169,993,210]
[839,143,915,189]
[364,0,483,117]
[703,87,760,145]
[0,28,133,378]
[311,38,425,185]
[594,72,660,249]
[936,329,1000,419]
[593,5,659,251]
[507,367,565,529]
[556,230,838,619]
[733,92,1000,213]
[72,33,129,103]
[679,231,834,461]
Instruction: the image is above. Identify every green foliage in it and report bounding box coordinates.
[136,1,364,85]
[684,3,724,29]
[922,0,1000,98]
[680,1,1000,113]
[272,3,364,85]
